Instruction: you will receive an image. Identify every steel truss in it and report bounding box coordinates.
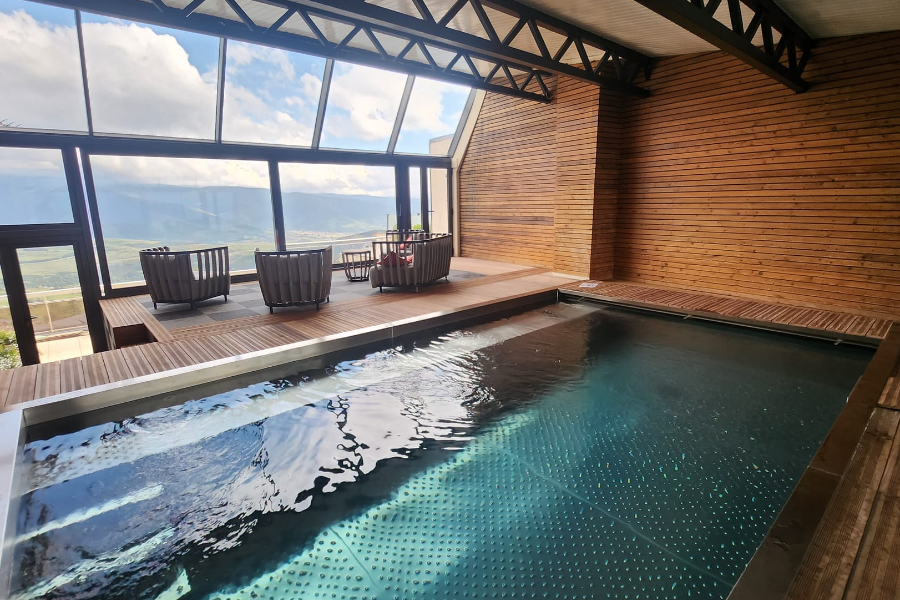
[37,0,653,101]
[632,0,813,91]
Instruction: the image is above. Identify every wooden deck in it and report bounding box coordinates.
[0,259,572,409]
[559,280,895,343]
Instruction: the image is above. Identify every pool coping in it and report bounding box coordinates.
[0,288,558,599]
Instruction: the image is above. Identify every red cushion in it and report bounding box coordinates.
[398,235,415,251]
[378,251,413,267]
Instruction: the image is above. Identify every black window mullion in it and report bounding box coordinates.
[62,147,106,353]
[80,152,112,293]
[0,248,39,366]
[268,161,286,251]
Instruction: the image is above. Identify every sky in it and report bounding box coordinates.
[0,0,469,197]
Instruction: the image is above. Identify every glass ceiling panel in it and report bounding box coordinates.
[81,13,218,139]
[319,61,407,152]
[223,40,326,147]
[0,0,87,131]
[395,77,469,155]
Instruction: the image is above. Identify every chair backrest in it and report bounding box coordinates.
[255,247,332,305]
[139,246,229,303]
[372,233,452,285]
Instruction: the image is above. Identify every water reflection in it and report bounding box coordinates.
[13,305,595,600]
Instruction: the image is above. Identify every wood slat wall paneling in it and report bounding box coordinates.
[592,91,623,280]
[614,31,900,315]
[458,76,622,278]
[459,92,559,269]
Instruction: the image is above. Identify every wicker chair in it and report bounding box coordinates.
[255,247,333,313]
[139,246,230,309]
[370,233,452,292]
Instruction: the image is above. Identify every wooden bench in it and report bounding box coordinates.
[99,297,174,349]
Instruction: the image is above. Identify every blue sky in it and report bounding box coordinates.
[0,0,469,194]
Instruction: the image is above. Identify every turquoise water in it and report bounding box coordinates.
[11,303,871,600]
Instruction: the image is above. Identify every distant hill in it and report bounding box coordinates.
[3,176,396,242]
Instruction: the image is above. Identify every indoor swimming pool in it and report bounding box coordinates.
[8,302,872,600]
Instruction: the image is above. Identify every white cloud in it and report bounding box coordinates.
[279,163,395,197]
[227,42,295,81]
[0,146,65,174]
[0,13,396,197]
[0,10,87,131]
[81,20,218,138]
[402,78,468,133]
[324,64,407,142]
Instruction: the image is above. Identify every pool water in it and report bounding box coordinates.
[10,303,872,600]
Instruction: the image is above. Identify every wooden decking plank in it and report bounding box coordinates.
[119,346,155,378]
[0,368,13,408]
[826,313,861,334]
[194,336,234,360]
[228,329,270,352]
[786,409,900,600]
[81,353,110,388]
[845,316,879,338]
[102,351,134,382]
[175,339,218,364]
[156,341,200,369]
[34,362,61,399]
[869,320,892,340]
[879,377,900,410]
[6,365,38,407]
[58,357,87,393]
[844,414,900,600]
[139,342,176,372]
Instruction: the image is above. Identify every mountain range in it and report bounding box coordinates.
[4,176,397,241]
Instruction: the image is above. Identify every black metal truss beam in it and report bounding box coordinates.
[36,0,652,100]
[631,0,812,92]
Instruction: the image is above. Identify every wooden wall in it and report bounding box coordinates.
[458,88,558,269]
[458,77,617,277]
[615,31,900,315]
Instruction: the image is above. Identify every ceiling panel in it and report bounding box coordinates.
[778,0,900,39]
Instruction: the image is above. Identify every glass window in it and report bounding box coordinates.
[0,0,87,131]
[394,77,469,155]
[429,168,450,234]
[18,245,93,362]
[81,14,218,138]
[223,41,326,146]
[410,166,424,230]
[0,266,20,370]
[319,62,407,152]
[279,163,396,259]
[89,156,273,286]
[0,147,72,224]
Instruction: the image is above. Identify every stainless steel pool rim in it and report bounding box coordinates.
[0,289,557,599]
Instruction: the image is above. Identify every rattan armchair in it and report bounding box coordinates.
[139,246,230,309]
[370,233,452,292]
[255,247,333,312]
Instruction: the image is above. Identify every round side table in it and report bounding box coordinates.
[341,250,372,281]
